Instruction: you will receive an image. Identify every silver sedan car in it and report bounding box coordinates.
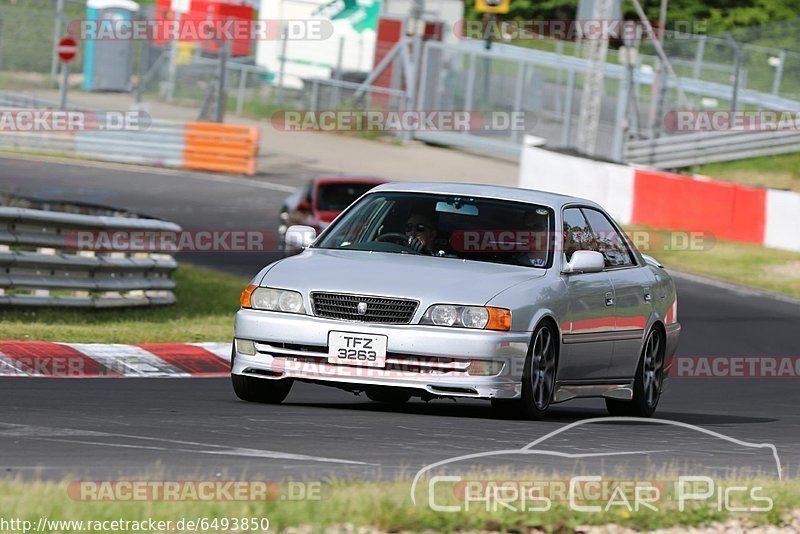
[232,183,681,419]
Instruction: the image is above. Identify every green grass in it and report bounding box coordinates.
[0,473,797,532]
[692,152,800,192]
[0,264,246,343]
[629,226,800,299]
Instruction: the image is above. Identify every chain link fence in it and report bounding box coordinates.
[3,0,800,165]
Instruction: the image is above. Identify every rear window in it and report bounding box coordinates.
[316,183,379,211]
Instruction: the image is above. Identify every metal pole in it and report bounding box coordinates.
[164,12,181,102]
[511,61,525,144]
[464,52,476,114]
[276,29,288,104]
[772,49,785,96]
[481,13,494,110]
[136,39,150,104]
[648,0,669,138]
[310,79,319,112]
[215,40,229,123]
[236,69,247,115]
[333,36,344,107]
[58,61,70,110]
[560,69,575,147]
[353,41,404,100]
[50,0,65,85]
[628,0,687,106]
[724,33,741,112]
[692,36,706,79]
[575,0,613,156]
[611,71,631,161]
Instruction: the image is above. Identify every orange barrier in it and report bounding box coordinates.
[632,169,766,244]
[183,122,260,176]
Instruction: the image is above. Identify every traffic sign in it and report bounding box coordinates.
[171,0,192,14]
[57,37,78,63]
[475,0,510,14]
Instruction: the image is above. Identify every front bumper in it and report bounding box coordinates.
[233,308,530,399]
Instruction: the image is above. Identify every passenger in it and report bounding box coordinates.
[520,211,550,267]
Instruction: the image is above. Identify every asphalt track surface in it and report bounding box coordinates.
[1,156,799,481]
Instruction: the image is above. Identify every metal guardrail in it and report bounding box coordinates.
[0,206,180,307]
[0,92,260,175]
[624,129,800,168]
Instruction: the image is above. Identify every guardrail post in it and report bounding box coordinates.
[310,80,319,112]
[560,70,575,148]
[692,36,706,80]
[276,29,288,104]
[512,61,526,145]
[463,52,477,138]
[772,50,786,95]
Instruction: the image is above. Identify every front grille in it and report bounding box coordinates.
[311,292,418,324]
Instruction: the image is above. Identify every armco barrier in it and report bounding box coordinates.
[0,96,259,175]
[519,136,800,252]
[183,122,260,175]
[0,204,180,307]
[0,119,259,176]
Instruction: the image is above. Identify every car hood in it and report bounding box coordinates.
[259,248,546,306]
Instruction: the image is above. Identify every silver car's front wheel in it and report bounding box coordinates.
[493,322,557,420]
[529,324,557,411]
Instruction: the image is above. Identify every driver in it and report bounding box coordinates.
[405,212,438,255]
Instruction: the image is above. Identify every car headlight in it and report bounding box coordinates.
[240,285,306,314]
[420,305,511,331]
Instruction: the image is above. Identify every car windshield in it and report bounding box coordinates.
[316,182,380,211]
[315,192,555,268]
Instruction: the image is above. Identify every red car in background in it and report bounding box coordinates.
[278,176,389,250]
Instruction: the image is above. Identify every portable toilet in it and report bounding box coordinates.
[83,0,141,91]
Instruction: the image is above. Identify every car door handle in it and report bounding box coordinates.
[605,292,614,306]
[643,287,652,302]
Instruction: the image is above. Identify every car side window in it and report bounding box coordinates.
[581,208,634,268]
[562,208,593,262]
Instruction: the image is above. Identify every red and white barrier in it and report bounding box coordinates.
[0,341,231,377]
[519,137,800,252]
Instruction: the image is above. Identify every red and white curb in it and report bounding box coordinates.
[0,341,231,377]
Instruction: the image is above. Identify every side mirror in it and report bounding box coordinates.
[563,250,605,274]
[285,225,317,249]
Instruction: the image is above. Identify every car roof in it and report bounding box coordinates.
[314,176,389,185]
[369,182,602,210]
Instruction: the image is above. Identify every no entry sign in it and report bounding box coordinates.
[57,37,78,63]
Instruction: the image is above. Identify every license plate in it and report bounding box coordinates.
[327,331,387,368]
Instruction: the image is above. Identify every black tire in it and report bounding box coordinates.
[606,327,665,418]
[231,374,293,404]
[365,388,412,405]
[491,322,557,421]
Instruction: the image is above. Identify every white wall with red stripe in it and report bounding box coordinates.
[518,136,800,253]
